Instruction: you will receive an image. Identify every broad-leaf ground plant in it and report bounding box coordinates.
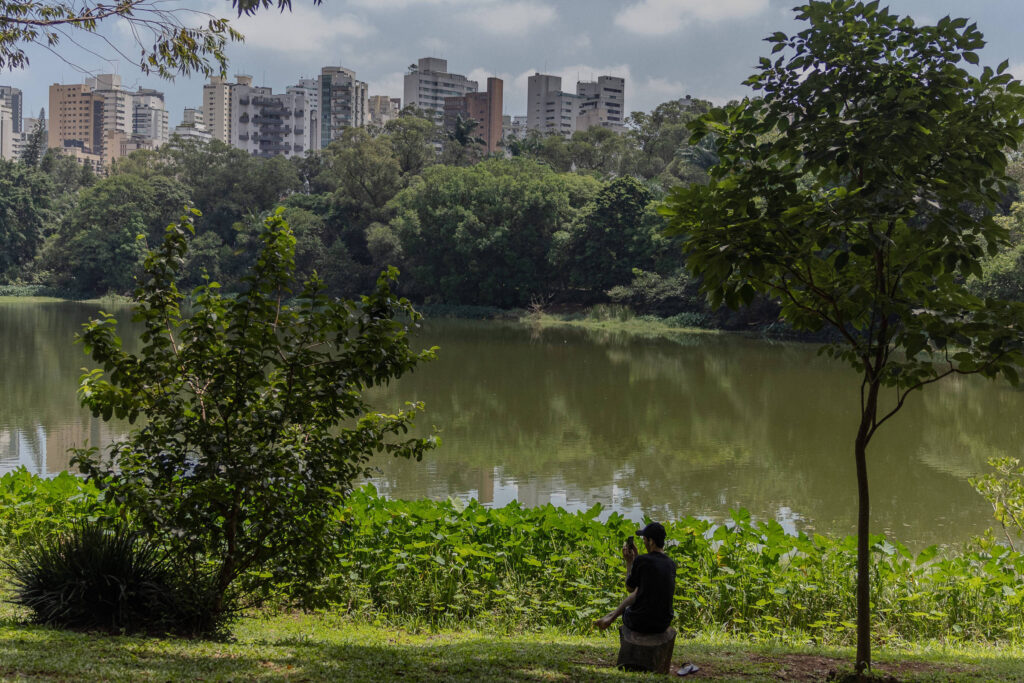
[662,0,1024,673]
[72,208,437,629]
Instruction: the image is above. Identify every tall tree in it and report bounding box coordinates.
[662,1,1024,672]
[19,108,45,168]
[0,160,51,275]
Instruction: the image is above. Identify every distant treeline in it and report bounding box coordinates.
[3,98,1023,330]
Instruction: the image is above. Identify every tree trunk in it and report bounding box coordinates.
[854,429,870,673]
[855,380,879,674]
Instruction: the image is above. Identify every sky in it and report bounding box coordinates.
[9,0,1024,127]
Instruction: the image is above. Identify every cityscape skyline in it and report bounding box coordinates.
[6,0,1024,131]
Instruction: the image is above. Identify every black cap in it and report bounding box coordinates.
[636,522,666,547]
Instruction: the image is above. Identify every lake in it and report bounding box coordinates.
[3,297,1021,548]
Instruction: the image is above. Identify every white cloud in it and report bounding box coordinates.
[231,6,375,55]
[419,37,448,54]
[460,2,557,36]
[615,0,769,36]
[640,76,686,101]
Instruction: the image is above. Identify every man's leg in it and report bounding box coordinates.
[593,589,637,631]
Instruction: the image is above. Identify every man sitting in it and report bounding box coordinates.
[593,521,676,633]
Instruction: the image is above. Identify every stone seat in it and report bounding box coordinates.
[616,624,677,674]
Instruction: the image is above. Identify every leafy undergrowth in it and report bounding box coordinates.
[0,612,1022,682]
[5,470,1024,645]
[301,486,1024,645]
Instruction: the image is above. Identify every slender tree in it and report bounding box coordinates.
[20,108,45,168]
[662,1,1024,672]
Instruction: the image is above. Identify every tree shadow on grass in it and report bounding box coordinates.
[3,624,1022,682]
[0,625,659,682]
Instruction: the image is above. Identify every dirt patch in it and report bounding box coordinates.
[676,653,962,681]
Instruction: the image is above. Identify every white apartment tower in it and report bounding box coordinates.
[403,58,477,120]
[132,89,169,145]
[85,74,131,137]
[174,108,212,143]
[319,66,367,148]
[0,102,14,160]
[203,75,252,143]
[286,78,320,150]
[231,81,314,158]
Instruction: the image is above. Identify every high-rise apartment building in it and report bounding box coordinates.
[48,82,104,154]
[180,107,205,130]
[526,73,626,135]
[404,58,477,120]
[286,78,320,150]
[526,73,582,136]
[132,88,169,145]
[443,77,503,154]
[203,75,252,143]
[319,66,367,148]
[0,86,23,133]
[85,74,132,137]
[0,102,14,160]
[368,95,401,126]
[576,76,626,132]
[231,81,315,158]
[502,114,528,140]
[174,108,212,142]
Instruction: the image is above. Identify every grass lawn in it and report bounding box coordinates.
[1,612,1023,682]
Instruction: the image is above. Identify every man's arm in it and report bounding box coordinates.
[593,589,637,631]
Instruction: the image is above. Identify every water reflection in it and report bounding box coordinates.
[365,320,1024,548]
[3,302,1022,548]
[0,299,136,476]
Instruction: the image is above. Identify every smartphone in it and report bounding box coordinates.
[626,536,636,552]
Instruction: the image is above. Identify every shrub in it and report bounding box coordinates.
[5,520,223,636]
[72,208,436,631]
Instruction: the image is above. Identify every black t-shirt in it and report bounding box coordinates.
[623,551,676,633]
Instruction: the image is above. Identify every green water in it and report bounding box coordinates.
[3,298,1021,547]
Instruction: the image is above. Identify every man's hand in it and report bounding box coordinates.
[593,614,615,631]
[622,542,638,563]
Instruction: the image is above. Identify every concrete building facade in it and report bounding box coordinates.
[286,78,320,150]
[85,74,132,138]
[527,72,626,135]
[502,114,528,141]
[526,73,582,136]
[203,75,252,143]
[132,89,169,145]
[368,95,401,126]
[0,86,23,133]
[0,102,14,160]
[404,58,477,120]
[319,66,367,148]
[576,75,626,132]
[48,82,104,154]
[231,82,314,158]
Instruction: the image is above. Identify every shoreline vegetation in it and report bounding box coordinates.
[0,292,745,341]
[3,470,1024,680]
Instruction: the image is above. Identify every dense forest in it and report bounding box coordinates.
[4,98,1024,329]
